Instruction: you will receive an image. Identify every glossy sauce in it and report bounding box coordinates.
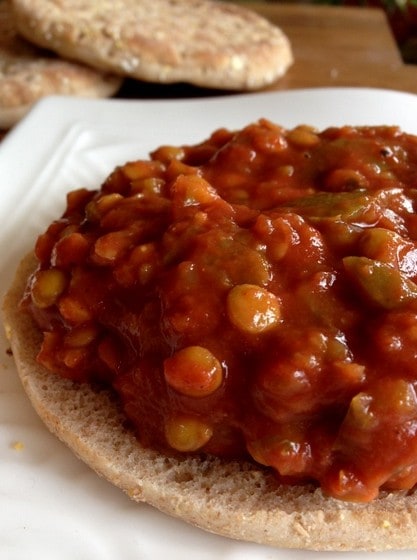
[23,121,417,502]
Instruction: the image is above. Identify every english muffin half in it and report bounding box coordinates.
[11,0,293,90]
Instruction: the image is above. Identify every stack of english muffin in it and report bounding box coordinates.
[0,0,293,129]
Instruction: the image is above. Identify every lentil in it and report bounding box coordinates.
[226,284,281,334]
[165,415,213,452]
[163,345,223,397]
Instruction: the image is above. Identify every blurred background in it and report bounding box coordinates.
[233,0,417,63]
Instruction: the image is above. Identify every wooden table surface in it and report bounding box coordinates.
[251,3,417,93]
[1,3,416,141]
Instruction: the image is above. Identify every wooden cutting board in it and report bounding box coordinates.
[249,3,417,93]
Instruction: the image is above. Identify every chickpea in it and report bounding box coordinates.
[227,284,281,334]
[31,269,67,308]
[165,415,213,452]
[164,346,223,397]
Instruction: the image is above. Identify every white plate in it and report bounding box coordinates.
[1,88,417,560]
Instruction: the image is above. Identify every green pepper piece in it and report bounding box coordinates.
[343,256,417,309]
[283,191,369,220]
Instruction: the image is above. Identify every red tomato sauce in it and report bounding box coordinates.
[23,120,417,502]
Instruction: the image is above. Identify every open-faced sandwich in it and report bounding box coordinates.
[4,120,417,551]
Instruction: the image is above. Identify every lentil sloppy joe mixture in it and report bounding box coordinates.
[22,120,417,503]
